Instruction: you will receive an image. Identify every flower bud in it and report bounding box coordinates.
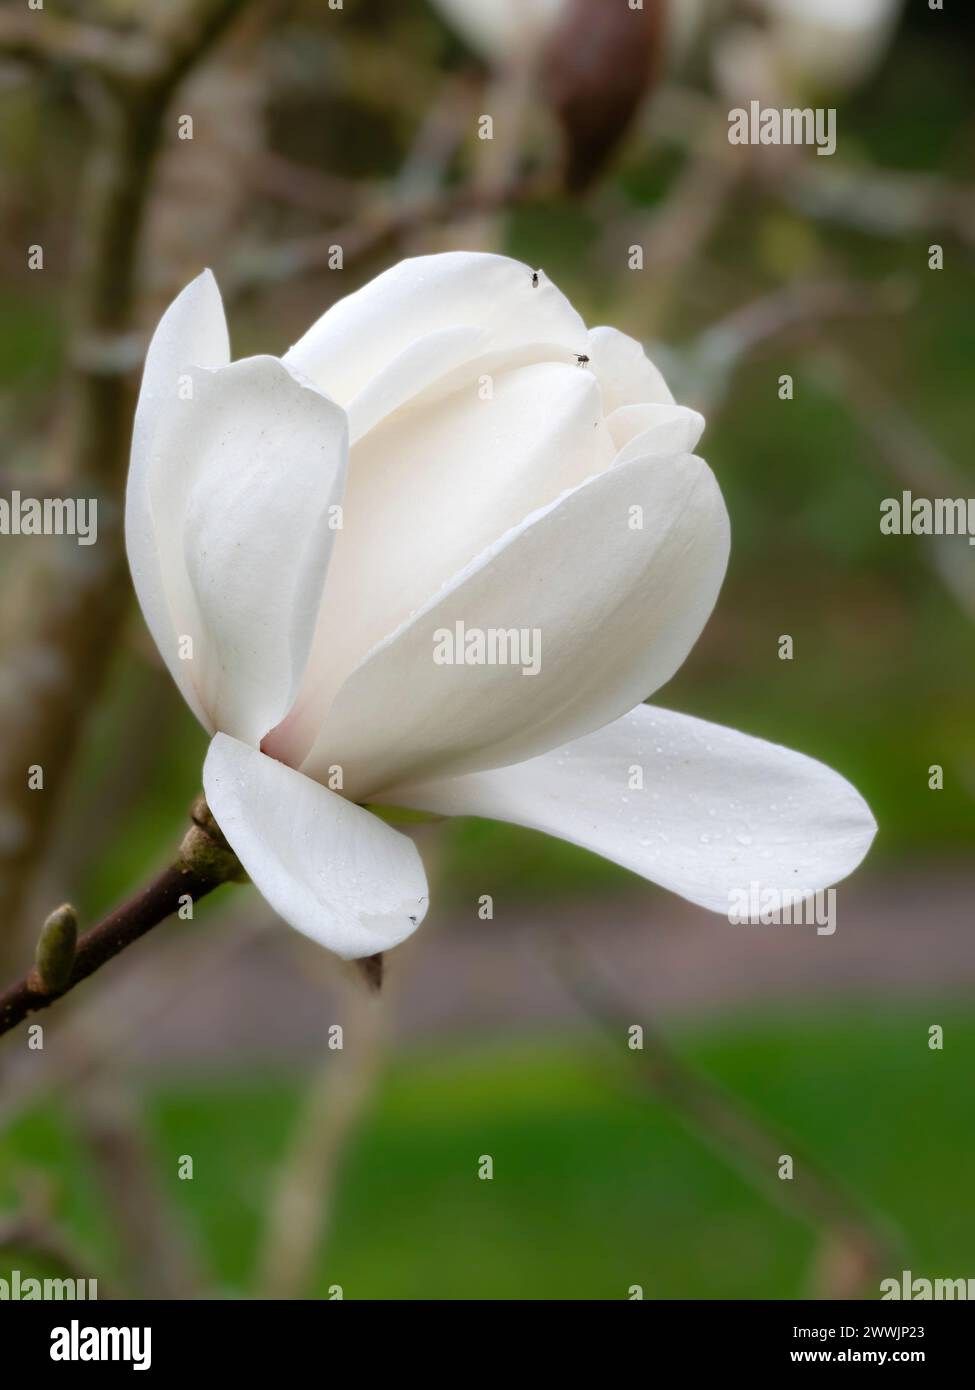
[31,904,78,995]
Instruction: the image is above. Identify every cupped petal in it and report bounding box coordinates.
[381,703,877,912]
[203,734,429,958]
[289,449,730,799]
[144,354,348,744]
[607,403,706,458]
[586,326,675,413]
[344,324,488,444]
[126,269,230,726]
[284,253,587,418]
[271,359,617,762]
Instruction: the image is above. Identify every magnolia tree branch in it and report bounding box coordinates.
[71,1067,207,1298]
[552,938,901,1299]
[0,1207,110,1296]
[686,277,910,413]
[228,173,550,297]
[0,0,255,963]
[0,12,157,77]
[650,84,975,250]
[817,348,975,623]
[0,802,241,1042]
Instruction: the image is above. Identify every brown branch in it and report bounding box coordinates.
[817,347,975,623]
[71,1068,207,1298]
[0,0,256,966]
[0,0,249,88]
[0,912,272,1127]
[249,151,366,218]
[617,112,741,339]
[778,161,975,252]
[228,173,551,296]
[0,859,226,1041]
[650,85,975,251]
[551,937,901,1299]
[689,277,910,412]
[0,12,159,79]
[0,1209,110,1296]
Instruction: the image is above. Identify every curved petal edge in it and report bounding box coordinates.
[204,734,429,959]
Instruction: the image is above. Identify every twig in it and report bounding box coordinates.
[820,349,961,498]
[550,936,901,1298]
[393,70,482,206]
[688,277,910,412]
[228,172,550,296]
[0,11,159,80]
[817,347,975,622]
[621,114,741,338]
[70,1065,206,1298]
[0,909,273,1125]
[0,1208,109,1296]
[649,85,975,251]
[779,162,975,251]
[249,150,366,218]
[0,828,236,1039]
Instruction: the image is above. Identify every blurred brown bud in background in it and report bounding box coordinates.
[542,0,666,192]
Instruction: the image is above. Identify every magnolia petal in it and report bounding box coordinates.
[607,403,706,459]
[345,324,488,444]
[383,703,877,913]
[147,355,348,743]
[284,253,587,415]
[586,326,675,414]
[126,269,230,726]
[203,734,429,959]
[296,450,730,799]
[271,359,617,763]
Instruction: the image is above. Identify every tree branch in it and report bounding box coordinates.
[551,937,901,1298]
[688,277,909,412]
[0,0,250,89]
[0,1206,110,1296]
[0,0,256,966]
[0,799,243,1041]
[228,173,550,296]
[0,11,158,79]
[0,860,223,1041]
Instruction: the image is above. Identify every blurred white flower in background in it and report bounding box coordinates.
[431,0,565,69]
[717,0,906,101]
[429,0,704,71]
[758,0,905,92]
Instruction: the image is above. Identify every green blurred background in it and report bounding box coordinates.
[0,0,972,1300]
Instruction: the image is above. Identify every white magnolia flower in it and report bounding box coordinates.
[126,251,876,960]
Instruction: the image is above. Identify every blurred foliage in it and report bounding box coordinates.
[3,1007,972,1298]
